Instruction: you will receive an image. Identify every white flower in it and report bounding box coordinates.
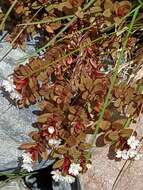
[51,170,63,182]
[22,153,33,164]
[51,170,75,184]
[10,91,21,100]
[2,80,14,92]
[86,163,92,169]
[64,175,75,184]
[121,150,129,160]
[2,79,21,100]
[128,149,138,158]
[116,148,142,161]
[116,150,122,158]
[48,139,61,146]
[134,153,143,161]
[127,136,139,150]
[21,153,33,172]
[48,126,55,134]
[21,163,33,172]
[68,163,82,176]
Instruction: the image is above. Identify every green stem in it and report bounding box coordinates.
[18,0,97,62]
[17,15,75,26]
[124,118,132,128]
[138,0,143,5]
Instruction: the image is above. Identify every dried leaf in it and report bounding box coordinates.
[69,147,81,159]
[82,91,89,100]
[66,136,77,146]
[69,0,84,7]
[20,143,36,150]
[104,0,114,10]
[45,25,54,33]
[99,120,111,131]
[79,143,91,150]
[53,159,64,169]
[114,1,132,17]
[40,149,49,160]
[69,106,76,114]
[29,131,40,141]
[37,113,51,123]
[111,119,126,130]
[114,98,122,107]
[108,131,120,141]
[119,129,133,138]
[57,146,68,154]
[103,9,112,18]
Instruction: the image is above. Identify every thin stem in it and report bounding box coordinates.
[124,117,132,128]
[17,15,75,26]
[111,160,129,190]
[18,0,97,62]
[83,0,96,10]
[0,0,18,31]
[112,137,143,190]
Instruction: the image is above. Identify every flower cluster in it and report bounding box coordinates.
[116,136,142,160]
[68,163,82,176]
[21,152,33,172]
[127,136,139,149]
[51,170,75,184]
[1,78,21,100]
[48,138,61,146]
[51,163,82,184]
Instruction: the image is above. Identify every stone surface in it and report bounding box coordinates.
[0,179,27,190]
[80,117,143,190]
[0,41,35,171]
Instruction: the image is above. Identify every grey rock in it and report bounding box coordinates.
[0,179,27,190]
[0,40,34,171]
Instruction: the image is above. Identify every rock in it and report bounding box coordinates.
[0,96,35,171]
[0,179,27,190]
[0,40,34,172]
[80,116,143,190]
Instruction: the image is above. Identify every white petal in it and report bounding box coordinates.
[134,153,143,161]
[64,175,75,183]
[86,163,92,169]
[116,150,122,158]
[22,153,33,164]
[48,126,55,134]
[69,163,82,176]
[121,150,129,160]
[128,149,137,158]
[22,163,33,172]
[51,170,63,182]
